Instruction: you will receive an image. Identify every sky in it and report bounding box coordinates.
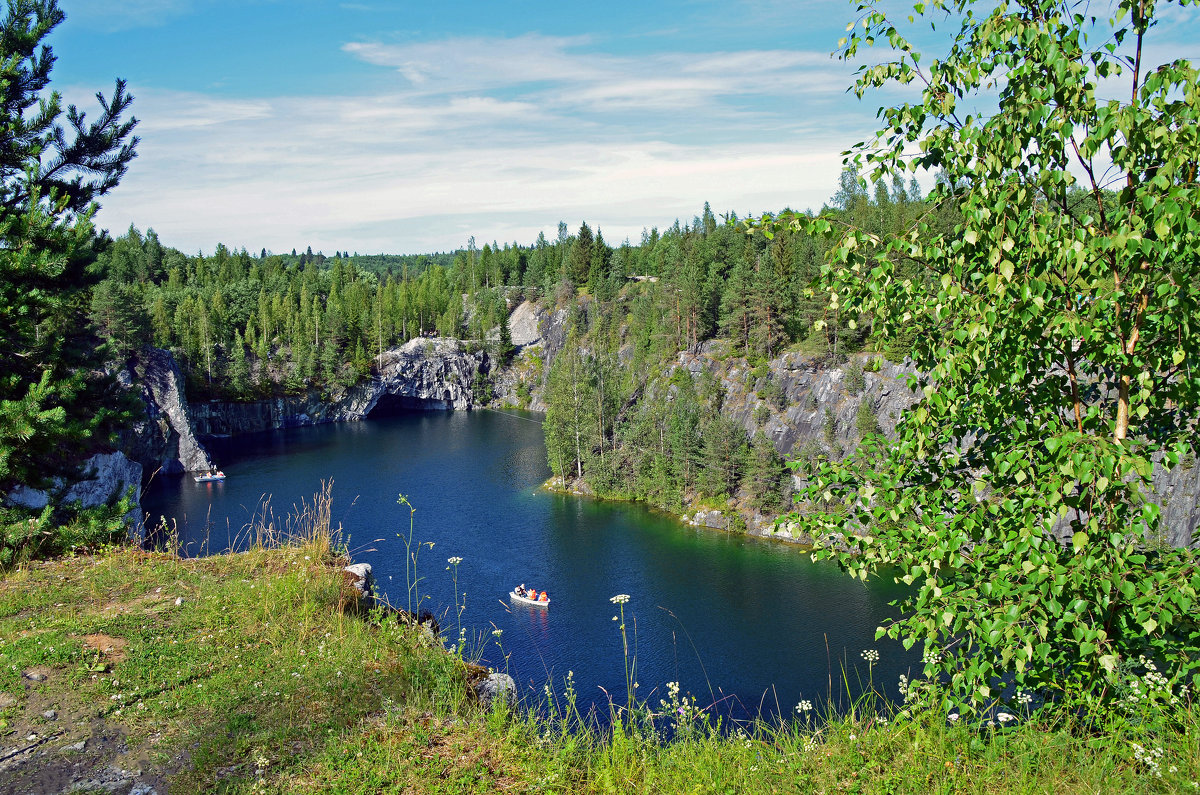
[46,0,1200,256]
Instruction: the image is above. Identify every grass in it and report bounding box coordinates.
[1,501,1197,793]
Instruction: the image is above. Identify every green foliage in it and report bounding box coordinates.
[0,496,130,567]
[759,375,788,411]
[745,432,788,512]
[0,0,139,490]
[854,397,879,439]
[844,357,865,395]
[760,0,1200,715]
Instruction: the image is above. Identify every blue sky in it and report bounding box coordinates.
[48,1,1199,255]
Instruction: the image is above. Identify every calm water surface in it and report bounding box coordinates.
[143,409,916,721]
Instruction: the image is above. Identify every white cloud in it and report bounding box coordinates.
[88,34,874,254]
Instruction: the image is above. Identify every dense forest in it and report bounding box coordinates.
[91,171,934,398]
[85,172,954,517]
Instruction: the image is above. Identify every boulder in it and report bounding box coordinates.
[343,563,375,600]
[474,672,516,709]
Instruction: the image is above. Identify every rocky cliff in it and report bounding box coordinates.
[4,452,142,531]
[674,342,918,458]
[120,347,216,476]
[494,301,1198,549]
[188,338,490,437]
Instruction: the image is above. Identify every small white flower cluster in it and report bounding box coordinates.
[610,594,630,604]
[658,681,701,731]
[996,712,1015,723]
[1016,691,1033,705]
[1132,742,1165,779]
[1122,655,1186,711]
[447,556,462,565]
[795,699,813,713]
[921,648,942,666]
[861,649,880,664]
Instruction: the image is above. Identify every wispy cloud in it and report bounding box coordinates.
[88,33,874,253]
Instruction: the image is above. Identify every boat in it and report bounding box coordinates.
[194,471,226,483]
[509,589,550,607]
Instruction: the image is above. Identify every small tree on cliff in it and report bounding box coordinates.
[753,0,1200,715]
[0,0,139,489]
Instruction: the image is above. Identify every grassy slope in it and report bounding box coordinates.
[1,544,1196,794]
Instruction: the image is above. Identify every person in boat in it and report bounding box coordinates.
[528,589,539,601]
[516,584,527,597]
[539,591,549,602]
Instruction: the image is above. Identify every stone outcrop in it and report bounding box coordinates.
[3,452,142,529]
[120,347,215,475]
[1149,460,1200,548]
[189,338,490,437]
[675,343,919,458]
[491,300,570,412]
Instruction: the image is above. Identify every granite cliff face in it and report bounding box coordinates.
[673,343,918,457]
[490,300,569,413]
[494,302,1197,548]
[120,347,215,475]
[188,338,490,437]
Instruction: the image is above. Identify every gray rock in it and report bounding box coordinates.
[0,692,16,708]
[42,709,57,720]
[25,672,46,682]
[62,452,142,514]
[474,672,516,708]
[507,299,543,348]
[5,452,142,531]
[120,347,215,475]
[187,339,491,436]
[5,484,50,510]
[61,740,87,753]
[343,563,375,600]
[690,510,727,530]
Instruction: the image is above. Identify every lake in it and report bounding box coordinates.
[142,409,917,723]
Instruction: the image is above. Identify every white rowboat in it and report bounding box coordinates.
[510,590,549,607]
[194,471,226,482]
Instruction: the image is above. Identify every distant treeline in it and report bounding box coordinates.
[90,168,947,404]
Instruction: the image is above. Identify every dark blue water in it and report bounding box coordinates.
[142,410,916,722]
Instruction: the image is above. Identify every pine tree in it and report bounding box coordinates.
[0,0,139,489]
[744,432,786,511]
[568,222,593,286]
[496,308,515,365]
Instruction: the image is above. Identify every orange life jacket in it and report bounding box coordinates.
[539,592,549,602]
